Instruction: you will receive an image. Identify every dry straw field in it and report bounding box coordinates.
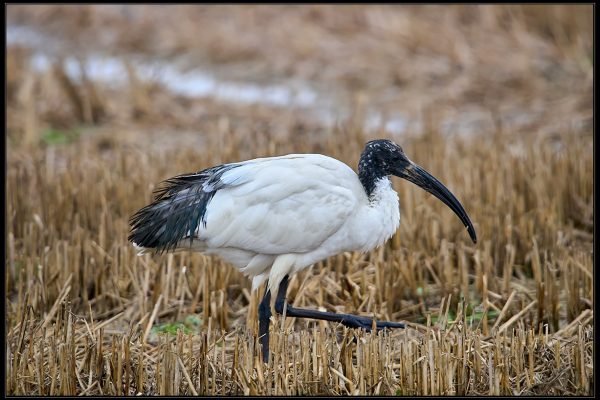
[6,5,593,396]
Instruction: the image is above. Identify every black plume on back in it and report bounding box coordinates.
[128,164,239,253]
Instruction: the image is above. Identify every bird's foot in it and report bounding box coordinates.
[339,314,405,331]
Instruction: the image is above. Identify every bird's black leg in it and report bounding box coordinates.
[258,286,272,363]
[274,275,405,331]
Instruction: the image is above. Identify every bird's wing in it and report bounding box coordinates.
[128,163,245,252]
[204,155,361,254]
[129,154,362,254]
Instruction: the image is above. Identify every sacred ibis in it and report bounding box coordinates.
[129,139,477,362]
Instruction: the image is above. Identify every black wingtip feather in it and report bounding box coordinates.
[128,164,238,254]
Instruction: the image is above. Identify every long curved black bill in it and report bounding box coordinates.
[398,162,477,243]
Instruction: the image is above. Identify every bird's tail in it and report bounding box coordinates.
[129,164,238,254]
[128,173,213,254]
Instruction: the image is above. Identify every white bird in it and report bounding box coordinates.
[129,139,477,362]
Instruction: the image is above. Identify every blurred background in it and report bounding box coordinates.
[6,4,592,149]
[5,5,594,396]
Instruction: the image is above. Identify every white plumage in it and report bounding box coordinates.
[129,139,476,362]
[134,153,400,300]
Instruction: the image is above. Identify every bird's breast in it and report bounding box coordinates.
[349,177,400,253]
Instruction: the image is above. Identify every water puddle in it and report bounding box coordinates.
[8,26,319,107]
[9,24,537,139]
[7,24,417,136]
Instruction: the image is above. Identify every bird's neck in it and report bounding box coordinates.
[358,163,389,199]
[357,145,393,198]
[367,177,397,206]
[352,177,400,252]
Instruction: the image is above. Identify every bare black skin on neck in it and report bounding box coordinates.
[358,139,408,197]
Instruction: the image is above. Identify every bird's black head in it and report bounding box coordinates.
[358,139,477,244]
[358,139,409,191]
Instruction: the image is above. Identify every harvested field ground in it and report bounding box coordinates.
[5,4,593,396]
